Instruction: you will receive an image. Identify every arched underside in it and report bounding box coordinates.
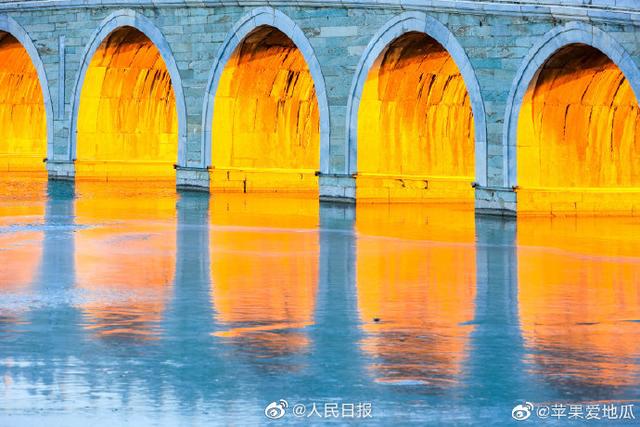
[76,26,178,181]
[0,32,46,174]
[211,26,320,193]
[357,32,475,202]
[516,44,640,215]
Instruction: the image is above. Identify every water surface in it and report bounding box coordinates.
[0,178,639,425]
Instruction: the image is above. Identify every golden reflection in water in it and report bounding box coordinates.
[210,194,319,357]
[356,204,476,387]
[76,27,178,180]
[74,182,176,340]
[518,216,640,388]
[0,231,42,292]
[0,33,46,174]
[357,32,475,202]
[211,26,320,192]
[517,44,640,214]
[0,178,46,323]
[0,177,46,226]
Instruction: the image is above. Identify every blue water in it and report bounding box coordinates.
[0,178,639,426]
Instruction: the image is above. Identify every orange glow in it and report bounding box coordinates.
[0,231,42,292]
[75,182,176,340]
[0,230,41,325]
[517,44,640,214]
[76,27,178,180]
[0,177,46,225]
[212,27,320,192]
[210,194,318,355]
[0,178,46,323]
[356,204,476,386]
[518,217,640,387]
[0,33,46,175]
[357,32,475,202]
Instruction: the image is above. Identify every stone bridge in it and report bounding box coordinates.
[1,0,640,215]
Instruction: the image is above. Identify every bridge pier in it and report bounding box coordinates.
[475,186,517,217]
[46,160,75,181]
[318,174,356,203]
[176,167,210,192]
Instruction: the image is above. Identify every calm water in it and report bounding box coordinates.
[0,178,639,426]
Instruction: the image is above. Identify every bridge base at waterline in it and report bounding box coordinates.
[475,186,518,217]
[475,186,640,216]
[355,174,474,203]
[517,188,640,216]
[210,167,319,194]
[318,174,356,203]
[41,163,640,216]
[0,155,48,176]
[176,167,210,191]
[46,160,75,181]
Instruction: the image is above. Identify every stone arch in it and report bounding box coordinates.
[0,15,54,169]
[202,7,331,174]
[503,21,640,189]
[346,11,488,187]
[68,9,187,170]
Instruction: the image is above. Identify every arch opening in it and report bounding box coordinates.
[76,26,178,181]
[211,26,320,193]
[356,32,475,202]
[0,32,46,175]
[516,43,640,214]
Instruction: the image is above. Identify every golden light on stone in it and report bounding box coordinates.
[211,27,320,193]
[357,32,475,202]
[0,32,46,174]
[76,27,178,181]
[517,44,640,214]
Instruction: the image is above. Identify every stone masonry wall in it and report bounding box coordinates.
[1,1,639,208]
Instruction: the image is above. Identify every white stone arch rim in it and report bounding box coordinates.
[0,15,54,162]
[202,7,331,173]
[68,9,187,165]
[346,11,488,186]
[503,21,640,188]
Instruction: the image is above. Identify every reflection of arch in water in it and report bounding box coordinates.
[74,182,176,341]
[518,217,640,389]
[209,194,319,359]
[0,178,46,324]
[0,230,43,325]
[355,204,476,388]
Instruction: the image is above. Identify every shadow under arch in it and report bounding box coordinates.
[68,10,187,176]
[201,7,331,186]
[503,21,640,192]
[0,15,54,171]
[346,11,488,193]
